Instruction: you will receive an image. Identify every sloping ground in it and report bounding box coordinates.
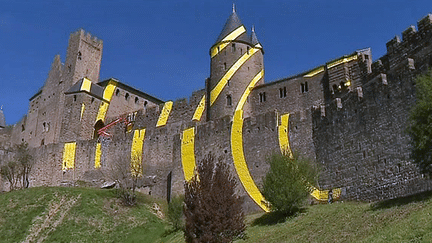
[0,187,177,243]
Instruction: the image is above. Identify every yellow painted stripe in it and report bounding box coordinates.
[192,95,206,121]
[96,80,117,122]
[235,70,264,111]
[181,127,196,181]
[131,129,145,177]
[80,103,85,121]
[62,142,76,171]
[231,110,270,212]
[156,101,173,127]
[210,44,260,106]
[327,54,358,69]
[303,66,325,78]
[81,78,92,92]
[211,26,247,58]
[94,142,101,168]
[278,113,293,158]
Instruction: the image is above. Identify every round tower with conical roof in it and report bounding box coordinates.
[207,6,264,120]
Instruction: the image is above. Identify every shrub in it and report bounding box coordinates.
[261,152,318,215]
[168,195,184,231]
[184,153,245,243]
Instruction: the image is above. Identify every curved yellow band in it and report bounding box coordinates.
[181,127,196,181]
[156,101,173,127]
[278,113,293,158]
[211,26,246,58]
[131,129,145,176]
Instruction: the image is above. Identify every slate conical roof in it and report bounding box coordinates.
[251,26,260,45]
[215,9,250,44]
[0,107,6,128]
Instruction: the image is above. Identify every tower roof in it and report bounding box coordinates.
[215,9,249,44]
[250,26,260,45]
[0,107,5,128]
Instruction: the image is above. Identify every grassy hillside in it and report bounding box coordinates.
[2,187,432,242]
[0,187,177,243]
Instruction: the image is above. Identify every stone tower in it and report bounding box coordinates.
[207,7,264,120]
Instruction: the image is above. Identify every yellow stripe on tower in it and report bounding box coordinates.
[81,78,92,92]
[231,110,269,212]
[96,80,118,122]
[211,26,246,58]
[192,95,206,121]
[181,127,196,181]
[95,142,101,168]
[210,44,260,106]
[278,113,293,158]
[80,103,85,121]
[156,101,173,127]
[131,129,145,177]
[62,142,76,171]
[236,70,264,111]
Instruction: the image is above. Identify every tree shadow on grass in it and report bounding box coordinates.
[251,208,306,226]
[370,190,432,211]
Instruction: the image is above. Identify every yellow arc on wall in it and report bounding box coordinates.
[131,129,146,177]
[94,142,102,168]
[231,110,270,212]
[210,25,247,58]
[62,142,76,171]
[192,95,206,121]
[278,113,293,158]
[181,127,196,181]
[156,101,173,127]
[210,44,260,106]
[96,80,118,122]
[236,70,264,111]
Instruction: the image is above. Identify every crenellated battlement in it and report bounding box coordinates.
[70,29,103,48]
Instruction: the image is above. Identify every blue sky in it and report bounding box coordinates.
[1,0,432,125]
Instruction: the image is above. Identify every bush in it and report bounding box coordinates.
[261,152,318,215]
[407,69,432,176]
[184,153,245,243]
[168,195,184,231]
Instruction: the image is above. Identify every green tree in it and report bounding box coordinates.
[407,70,432,175]
[261,152,318,215]
[0,142,33,191]
[184,153,245,243]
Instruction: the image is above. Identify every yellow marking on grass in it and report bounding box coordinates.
[231,110,270,212]
[310,188,342,202]
[62,142,76,171]
[210,44,260,106]
[131,129,145,177]
[156,101,173,127]
[94,142,101,168]
[210,25,246,58]
[278,113,293,158]
[192,95,206,121]
[181,127,196,181]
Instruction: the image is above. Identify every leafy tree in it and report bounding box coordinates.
[184,153,245,243]
[407,69,432,176]
[261,152,318,215]
[0,142,33,191]
[0,161,20,191]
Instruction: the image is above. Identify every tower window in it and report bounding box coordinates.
[77,51,82,60]
[74,95,77,102]
[301,82,309,93]
[224,62,227,70]
[227,79,230,87]
[232,43,236,53]
[125,93,130,101]
[144,101,148,108]
[247,46,250,55]
[135,97,139,104]
[259,92,266,103]
[116,89,120,96]
[226,95,232,106]
[279,87,287,98]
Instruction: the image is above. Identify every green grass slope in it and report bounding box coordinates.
[2,188,432,243]
[0,187,177,243]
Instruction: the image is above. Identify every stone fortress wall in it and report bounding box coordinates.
[1,12,432,212]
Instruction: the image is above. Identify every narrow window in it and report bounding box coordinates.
[226,95,232,106]
[41,139,45,146]
[125,93,129,101]
[232,43,236,52]
[259,93,263,102]
[305,82,308,92]
[43,122,46,132]
[240,48,243,55]
[74,95,77,102]
[259,92,266,102]
[301,83,305,93]
[227,79,230,87]
[91,97,95,103]
[247,46,250,54]
[217,46,220,52]
[77,51,82,60]
[283,87,287,97]
[135,97,139,104]
[21,124,25,132]
[224,62,227,70]
[116,89,120,96]
[144,101,148,108]
[263,92,266,102]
